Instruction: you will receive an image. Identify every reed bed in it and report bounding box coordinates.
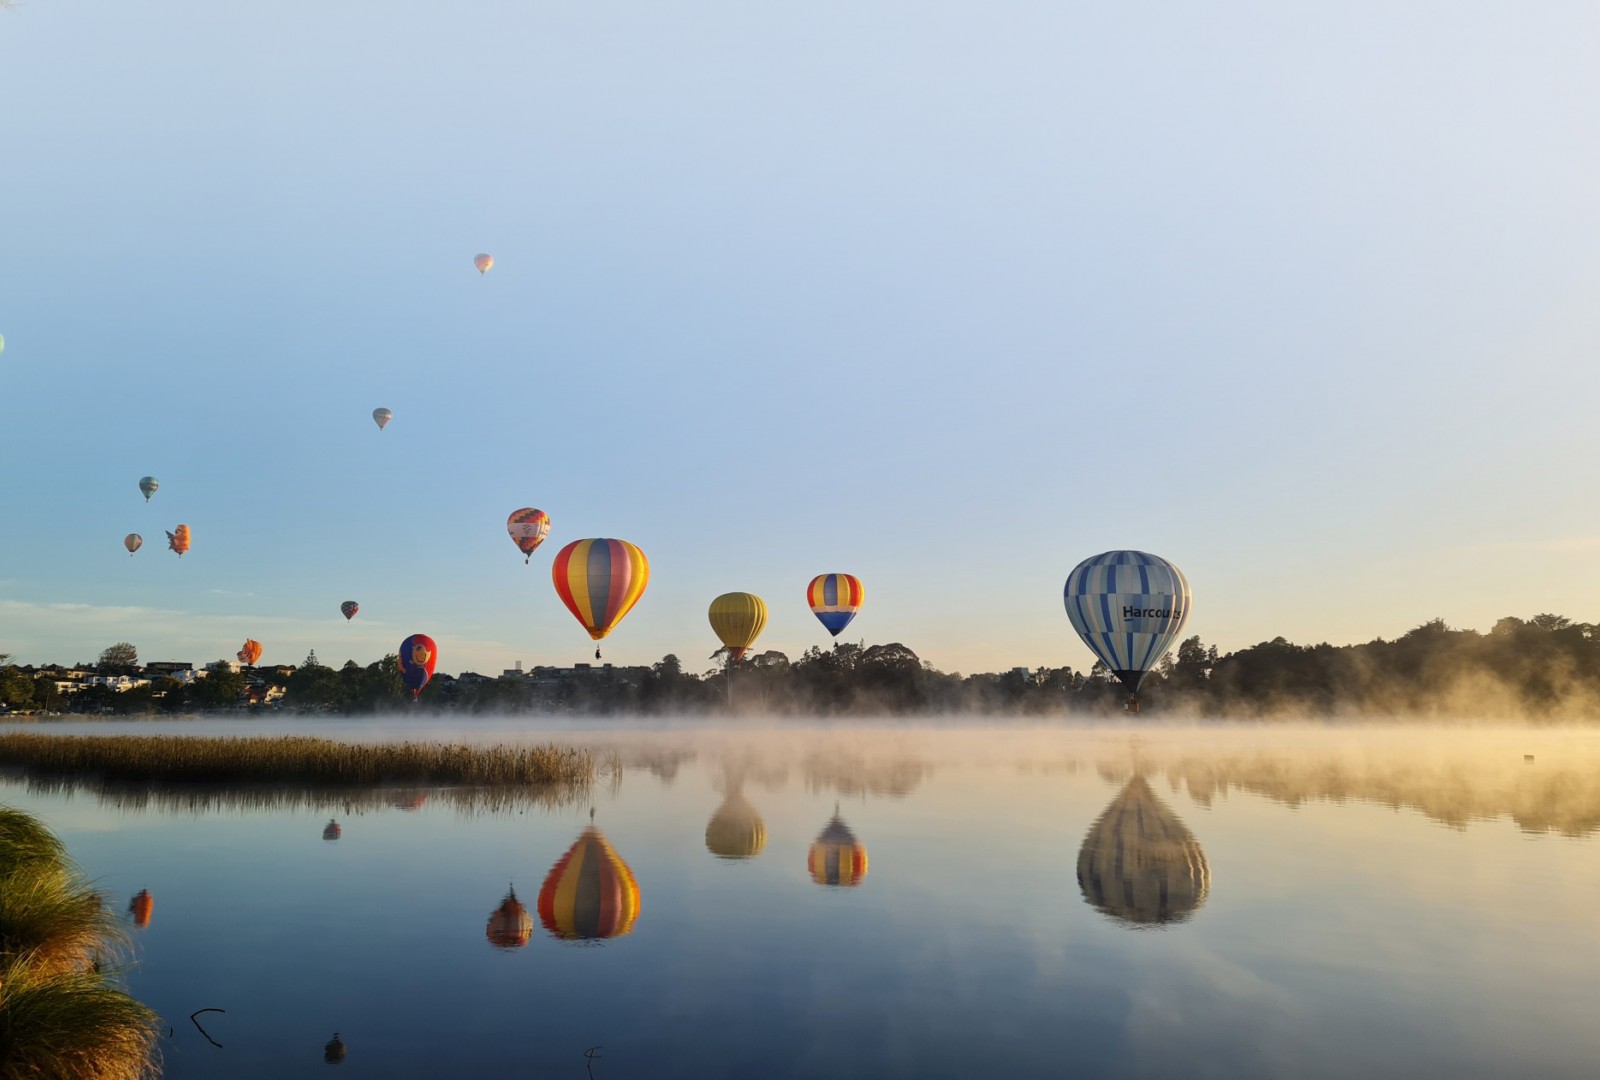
[0,733,597,787]
[0,806,158,1080]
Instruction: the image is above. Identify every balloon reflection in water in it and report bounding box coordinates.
[537,826,640,940]
[486,886,533,949]
[705,787,766,860]
[1077,776,1209,927]
[808,811,869,886]
[128,889,153,928]
[324,1033,346,1064]
[323,819,342,841]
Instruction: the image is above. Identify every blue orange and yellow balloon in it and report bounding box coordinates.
[709,592,768,662]
[536,826,640,940]
[139,476,159,502]
[165,524,190,557]
[808,574,864,637]
[124,534,142,556]
[551,539,649,653]
[474,253,493,274]
[372,407,392,431]
[507,508,551,564]
[1062,550,1191,705]
[340,600,359,621]
[398,634,437,699]
[808,811,869,886]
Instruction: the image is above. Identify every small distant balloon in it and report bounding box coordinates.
[474,253,493,275]
[340,600,359,621]
[324,1034,347,1064]
[506,508,551,563]
[372,407,392,431]
[0,333,6,355]
[323,819,342,841]
[124,534,142,555]
[165,524,190,557]
[139,476,159,502]
[399,633,437,699]
[237,639,262,666]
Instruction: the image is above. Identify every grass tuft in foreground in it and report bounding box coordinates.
[0,805,158,1080]
[0,733,596,787]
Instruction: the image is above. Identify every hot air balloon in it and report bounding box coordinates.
[0,333,5,356]
[165,524,190,557]
[372,407,392,431]
[486,886,533,949]
[537,825,640,940]
[128,889,153,928]
[340,600,359,621]
[474,253,493,275]
[139,476,159,502]
[808,810,869,886]
[1077,776,1209,927]
[398,634,437,699]
[237,639,262,666]
[808,574,864,638]
[507,508,551,563]
[323,819,342,841]
[705,791,766,860]
[551,539,649,658]
[123,534,142,555]
[324,1034,347,1064]
[709,592,767,663]
[1063,550,1191,712]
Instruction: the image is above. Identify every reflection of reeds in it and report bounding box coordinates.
[0,806,158,1079]
[0,733,596,786]
[7,774,596,819]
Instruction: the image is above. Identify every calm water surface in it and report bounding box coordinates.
[4,718,1598,1079]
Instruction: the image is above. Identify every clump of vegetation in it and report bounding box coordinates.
[0,806,159,1080]
[0,734,597,787]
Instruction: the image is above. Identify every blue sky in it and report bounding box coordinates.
[2,2,1599,676]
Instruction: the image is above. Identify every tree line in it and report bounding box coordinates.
[2,613,1597,718]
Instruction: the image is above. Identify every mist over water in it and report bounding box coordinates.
[5,717,1599,1078]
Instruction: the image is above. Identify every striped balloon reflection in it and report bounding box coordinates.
[537,825,640,940]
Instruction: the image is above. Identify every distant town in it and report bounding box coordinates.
[2,612,1597,718]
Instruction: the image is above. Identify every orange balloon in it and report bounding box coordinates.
[474,253,493,274]
[165,524,190,557]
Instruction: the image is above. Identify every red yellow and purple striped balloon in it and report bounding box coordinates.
[807,812,869,886]
[536,827,641,940]
[551,538,649,642]
[807,573,864,637]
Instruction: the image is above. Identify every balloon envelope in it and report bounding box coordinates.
[128,890,153,928]
[474,253,493,274]
[808,813,869,886]
[1077,776,1209,926]
[708,592,768,661]
[486,887,533,949]
[139,476,158,502]
[808,574,864,637]
[165,524,190,557]
[551,539,649,642]
[323,819,341,841]
[123,534,142,555]
[1063,550,1191,695]
[705,792,766,859]
[398,634,437,698]
[340,600,359,621]
[506,508,551,563]
[237,639,262,666]
[537,826,640,940]
[372,407,392,430]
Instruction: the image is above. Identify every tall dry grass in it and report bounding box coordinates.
[0,733,596,786]
[0,806,158,1079]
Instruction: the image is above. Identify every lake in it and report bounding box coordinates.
[4,718,1599,1079]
